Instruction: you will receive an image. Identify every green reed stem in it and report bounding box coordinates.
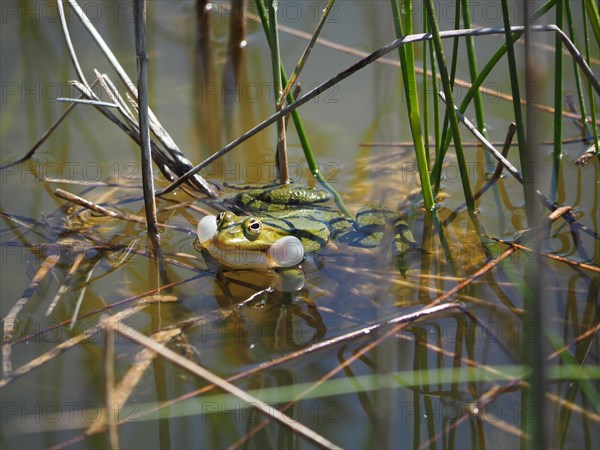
[584,0,600,46]
[461,0,487,137]
[565,0,591,140]
[462,0,506,227]
[501,0,531,214]
[582,0,600,155]
[266,0,289,183]
[430,0,557,193]
[428,27,441,154]
[421,12,431,167]
[435,1,461,171]
[280,0,336,101]
[255,0,350,215]
[390,0,435,211]
[449,0,461,88]
[551,0,564,203]
[424,0,476,216]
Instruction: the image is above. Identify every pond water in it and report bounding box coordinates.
[1,1,598,449]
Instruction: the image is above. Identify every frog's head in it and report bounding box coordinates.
[197,212,304,270]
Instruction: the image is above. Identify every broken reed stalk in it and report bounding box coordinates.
[253,0,350,215]
[86,327,182,436]
[488,237,600,274]
[133,0,160,255]
[2,253,61,376]
[0,94,81,170]
[60,0,217,196]
[108,320,343,450]
[45,252,86,316]
[53,188,187,233]
[228,303,465,447]
[0,292,184,389]
[81,303,461,446]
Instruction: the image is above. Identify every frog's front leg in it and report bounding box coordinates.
[338,204,419,275]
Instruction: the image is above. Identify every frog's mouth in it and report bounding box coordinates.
[197,215,304,270]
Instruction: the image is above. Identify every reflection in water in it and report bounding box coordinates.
[212,267,326,362]
[1,2,598,449]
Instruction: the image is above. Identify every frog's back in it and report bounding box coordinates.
[259,209,333,253]
[222,185,356,252]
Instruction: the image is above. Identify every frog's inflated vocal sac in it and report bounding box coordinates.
[197,185,418,274]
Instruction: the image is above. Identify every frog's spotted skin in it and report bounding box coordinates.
[237,186,331,208]
[197,185,419,273]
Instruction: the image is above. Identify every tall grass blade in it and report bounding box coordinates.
[430,0,558,193]
[434,1,462,182]
[461,0,487,137]
[449,0,461,87]
[582,0,600,157]
[280,0,336,101]
[500,0,530,215]
[266,0,289,183]
[424,0,476,217]
[421,11,430,164]
[583,0,600,45]
[390,0,435,211]
[565,1,592,140]
[428,25,441,154]
[254,0,349,214]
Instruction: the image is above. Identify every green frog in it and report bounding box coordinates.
[196,185,418,275]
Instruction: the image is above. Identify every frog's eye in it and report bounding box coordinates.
[243,218,263,240]
[216,211,226,225]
